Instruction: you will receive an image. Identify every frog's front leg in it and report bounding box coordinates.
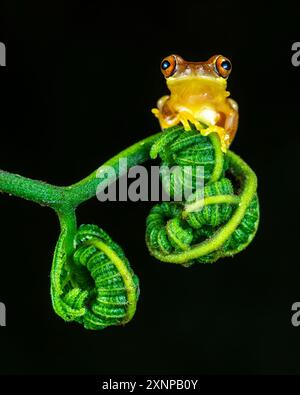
[224,98,239,147]
[152,96,180,129]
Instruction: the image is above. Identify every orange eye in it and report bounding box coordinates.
[215,56,232,78]
[160,55,177,78]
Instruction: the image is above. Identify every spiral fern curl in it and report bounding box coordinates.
[150,126,226,198]
[146,127,259,265]
[51,223,139,330]
[0,125,259,329]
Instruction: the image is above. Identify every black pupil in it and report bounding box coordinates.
[161,60,171,70]
[221,60,231,70]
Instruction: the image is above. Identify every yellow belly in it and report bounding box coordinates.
[194,107,219,126]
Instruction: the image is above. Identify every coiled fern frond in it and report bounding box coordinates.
[0,126,259,329]
[146,127,259,265]
[150,126,226,198]
[51,223,139,330]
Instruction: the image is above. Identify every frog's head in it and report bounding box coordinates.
[160,54,232,99]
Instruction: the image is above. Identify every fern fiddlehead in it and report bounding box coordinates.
[146,127,259,265]
[0,125,259,330]
[52,220,139,330]
[150,127,226,200]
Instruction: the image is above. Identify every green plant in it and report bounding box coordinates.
[146,128,259,265]
[0,126,259,330]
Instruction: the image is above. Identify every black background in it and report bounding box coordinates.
[0,0,299,375]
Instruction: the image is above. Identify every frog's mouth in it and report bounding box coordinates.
[167,75,228,97]
[167,75,226,85]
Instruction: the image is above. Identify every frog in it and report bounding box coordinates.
[152,54,239,152]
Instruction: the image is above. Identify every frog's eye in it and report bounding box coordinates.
[160,55,177,78]
[215,56,232,78]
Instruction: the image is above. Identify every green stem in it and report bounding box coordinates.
[50,205,78,317]
[0,170,64,208]
[208,133,224,183]
[65,133,161,206]
[85,239,138,324]
[0,133,161,210]
[56,205,77,256]
[182,194,240,217]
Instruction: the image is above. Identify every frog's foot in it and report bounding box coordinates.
[178,112,203,131]
[199,125,228,152]
[152,107,181,130]
[178,113,227,151]
[151,108,160,118]
[152,96,183,130]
